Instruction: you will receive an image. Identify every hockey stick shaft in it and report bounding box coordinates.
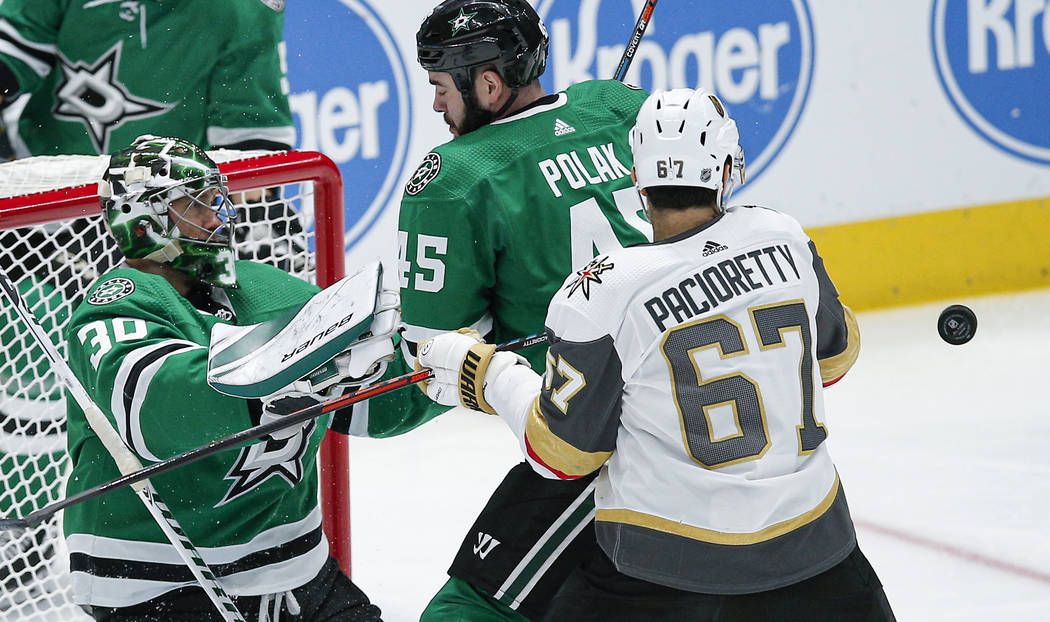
[0,330,549,531]
[0,270,247,622]
[613,0,659,81]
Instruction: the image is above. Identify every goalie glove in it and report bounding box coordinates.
[303,287,400,395]
[207,260,399,399]
[416,329,528,414]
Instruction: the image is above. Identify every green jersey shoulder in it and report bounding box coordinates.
[404,80,648,203]
[0,0,292,155]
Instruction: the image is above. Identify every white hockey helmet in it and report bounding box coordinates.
[629,88,746,208]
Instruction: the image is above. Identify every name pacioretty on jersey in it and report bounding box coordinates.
[643,244,801,332]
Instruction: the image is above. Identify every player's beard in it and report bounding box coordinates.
[449,104,496,137]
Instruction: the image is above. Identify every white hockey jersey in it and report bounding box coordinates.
[492,205,861,594]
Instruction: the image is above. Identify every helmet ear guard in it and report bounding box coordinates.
[629,88,746,209]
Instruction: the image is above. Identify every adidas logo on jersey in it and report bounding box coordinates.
[554,118,576,136]
[702,240,729,256]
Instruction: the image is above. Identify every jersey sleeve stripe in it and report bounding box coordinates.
[207,126,296,150]
[818,305,860,385]
[111,340,203,462]
[0,21,57,77]
[524,397,612,479]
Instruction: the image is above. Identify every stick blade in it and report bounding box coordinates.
[0,516,32,530]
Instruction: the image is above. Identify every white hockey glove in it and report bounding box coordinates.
[416,329,528,415]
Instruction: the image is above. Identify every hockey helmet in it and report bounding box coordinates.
[417,0,548,102]
[630,88,746,209]
[100,135,238,287]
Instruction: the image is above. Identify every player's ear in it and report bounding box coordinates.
[631,168,647,196]
[476,68,504,109]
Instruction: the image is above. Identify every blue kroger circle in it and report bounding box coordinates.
[932,0,1050,164]
[536,0,814,184]
[285,1,412,249]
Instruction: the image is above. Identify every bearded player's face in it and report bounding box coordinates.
[428,71,468,137]
[428,71,492,138]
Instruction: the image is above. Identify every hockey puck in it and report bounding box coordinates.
[938,304,977,345]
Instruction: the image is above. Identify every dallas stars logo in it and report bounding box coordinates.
[449,8,478,35]
[217,420,316,506]
[566,256,615,300]
[405,152,441,196]
[87,277,135,305]
[53,42,175,154]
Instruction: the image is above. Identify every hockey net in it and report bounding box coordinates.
[0,150,348,621]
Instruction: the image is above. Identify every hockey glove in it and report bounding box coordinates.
[306,287,400,395]
[416,329,528,415]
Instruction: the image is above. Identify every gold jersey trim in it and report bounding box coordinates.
[525,397,613,477]
[818,305,859,384]
[595,472,840,545]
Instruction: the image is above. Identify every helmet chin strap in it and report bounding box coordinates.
[494,87,519,118]
[457,80,519,135]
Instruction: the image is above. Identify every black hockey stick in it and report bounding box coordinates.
[613,0,660,81]
[0,269,247,621]
[0,331,549,532]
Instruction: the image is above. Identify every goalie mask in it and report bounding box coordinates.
[629,88,746,209]
[100,135,238,287]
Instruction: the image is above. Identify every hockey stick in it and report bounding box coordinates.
[0,270,247,622]
[613,0,660,81]
[0,330,550,531]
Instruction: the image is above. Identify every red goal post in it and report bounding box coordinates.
[0,150,351,620]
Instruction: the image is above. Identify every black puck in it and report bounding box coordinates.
[938,304,977,345]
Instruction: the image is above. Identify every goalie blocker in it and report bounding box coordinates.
[207,260,400,433]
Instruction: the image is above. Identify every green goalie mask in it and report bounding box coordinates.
[100,135,239,287]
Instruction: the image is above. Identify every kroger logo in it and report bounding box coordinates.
[537,0,814,184]
[285,1,412,249]
[932,0,1050,164]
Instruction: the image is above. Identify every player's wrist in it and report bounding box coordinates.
[484,355,538,419]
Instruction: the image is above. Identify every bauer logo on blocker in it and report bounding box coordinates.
[284,1,413,249]
[537,0,814,186]
[932,0,1050,164]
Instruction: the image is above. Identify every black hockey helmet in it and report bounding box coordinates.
[417,0,548,101]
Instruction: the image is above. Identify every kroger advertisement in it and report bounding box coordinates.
[284,0,1050,270]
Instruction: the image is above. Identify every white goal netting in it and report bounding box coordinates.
[0,150,344,621]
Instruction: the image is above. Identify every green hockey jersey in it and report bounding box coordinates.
[62,261,327,607]
[0,0,293,156]
[353,80,651,437]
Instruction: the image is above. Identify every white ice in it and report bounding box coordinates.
[347,288,1050,621]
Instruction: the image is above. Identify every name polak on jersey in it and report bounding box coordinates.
[538,142,631,198]
[644,245,801,332]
